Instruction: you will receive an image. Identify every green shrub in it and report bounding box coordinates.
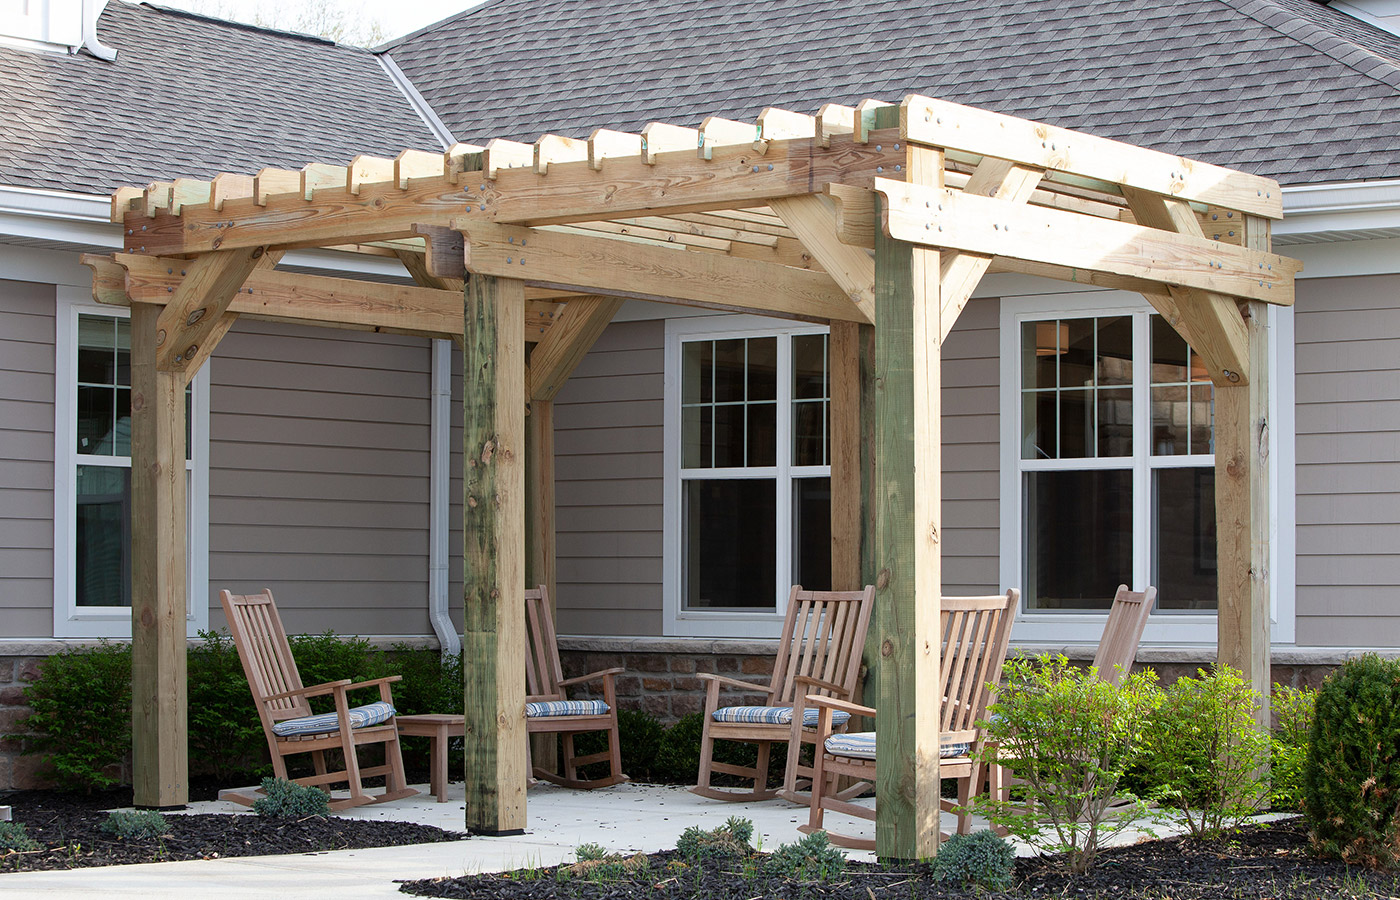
[1138,665,1270,838]
[0,821,39,852]
[764,831,846,881]
[574,842,609,862]
[931,830,1016,892]
[387,644,463,718]
[101,810,171,841]
[288,631,388,713]
[973,654,1160,874]
[188,630,266,780]
[10,642,132,791]
[676,816,754,860]
[1304,654,1400,868]
[1270,685,1316,812]
[252,777,331,818]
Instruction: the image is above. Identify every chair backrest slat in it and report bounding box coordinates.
[219,589,311,727]
[771,586,876,706]
[525,586,566,701]
[1092,585,1156,685]
[937,591,1018,738]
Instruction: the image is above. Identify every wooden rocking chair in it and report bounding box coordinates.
[524,585,629,789]
[219,589,417,811]
[692,585,875,802]
[801,590,1019,849]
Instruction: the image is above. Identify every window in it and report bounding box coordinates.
[53,290,209,638]
[664,317,829,636]
[1000,290,1295,645]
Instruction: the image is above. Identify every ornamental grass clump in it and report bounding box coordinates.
[101,810,171,841]
[1139,665,1270,838]
[931,830,1016,892]
[973,653,1160,875]
[252,777,331,818]
[1270,684,1317,812]
[1304,654,1400,868]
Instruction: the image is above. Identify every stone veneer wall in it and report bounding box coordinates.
[0,654,50,790]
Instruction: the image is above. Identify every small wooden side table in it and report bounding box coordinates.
[396,714,465,802]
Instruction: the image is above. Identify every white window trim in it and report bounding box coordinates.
[52,288,210,638]
[998,289,1296,646]
[663,314,829,638]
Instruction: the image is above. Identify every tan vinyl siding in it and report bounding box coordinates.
[943,298,1001,594]
[0,280,55,637]
[1294,273,1400,645]
[208,318,433,637]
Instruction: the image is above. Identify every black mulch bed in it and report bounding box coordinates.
[0,784,466,874]
[401,817,1400,900]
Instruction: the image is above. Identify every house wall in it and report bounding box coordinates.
[0,279,56,639]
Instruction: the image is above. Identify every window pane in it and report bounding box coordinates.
[1024,469,1133,610]
[682,341,712,404]
[793,477,831,590]
[793,401,825,466]
[1152,384,1190,456]
[1151,316,1189,384]
[77,316,116,385]
[747,403,776,467]
[1098,387,1132,457]
[793,334,826,400]
[747,337,777,402]
[684,479,776,609]
[77,385,114,455]
[713,404,745,467]
[1022,391,1056,460]
[683,405,710,468]
[115,318,131,387]
[713,339,746,403]
[76,465,131,608]
[1022,320,1060,390]
[1097,316,1133,386]
[1154,467,1216,611]
[1059,388,1091,459]
[1059,318,1096,388]
[1190,384,1214,455]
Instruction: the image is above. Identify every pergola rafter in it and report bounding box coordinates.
[92,93,1298,860]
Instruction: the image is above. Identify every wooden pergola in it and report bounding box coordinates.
[85,94,1299,859]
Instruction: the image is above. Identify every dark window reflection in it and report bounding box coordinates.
[684,479,776,609]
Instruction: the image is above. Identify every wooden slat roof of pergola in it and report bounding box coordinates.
[87,93,1300,859]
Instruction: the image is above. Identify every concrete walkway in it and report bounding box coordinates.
[0,781,1175,899]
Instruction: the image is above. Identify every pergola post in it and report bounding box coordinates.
[461,272,528,834]
[1216,216,1274,727]
[829,321,875,595]
[524,398,557,773]
[129,303,189,808]
[873,130,944,860]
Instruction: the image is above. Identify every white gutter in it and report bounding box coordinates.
[428,340,460,655]
[1278,178,1400,237]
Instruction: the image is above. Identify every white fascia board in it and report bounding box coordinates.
[1278,178,1400,236]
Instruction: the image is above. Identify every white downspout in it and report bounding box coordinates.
[81,0,117,61]
[429,339,460,655]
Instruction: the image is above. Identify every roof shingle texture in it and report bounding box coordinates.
[0,1,439,195]
[385,0,1400,186]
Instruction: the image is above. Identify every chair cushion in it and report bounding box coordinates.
[271,700,396,737]
[526,699,611,718]
[711,705,852,728]
[823,732,971,760]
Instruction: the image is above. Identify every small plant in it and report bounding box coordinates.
[932,830,1016,892]
[251,777,330,817]
[574,841,609,861]
[564,847,650,882]
[0,821,40,852]
[101,810,171,841]
[1271,685,1317,811]
[676,816,755,860]
[1304,654,1400,868]
[972,653,1160,874]
[1139,665,1270,838]
[764,830,847,881]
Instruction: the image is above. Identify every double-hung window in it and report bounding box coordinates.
[664,316,829,637]
[53,289,209,638]
[1000,290,1294,644]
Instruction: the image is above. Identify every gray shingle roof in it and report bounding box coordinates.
[0,1,439,195]
[384,0,1400,186]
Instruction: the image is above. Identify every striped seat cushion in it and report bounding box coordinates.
[711,705,852,728]
[823,732,971,760]
[271,700,396,737]
[525,699,611,718]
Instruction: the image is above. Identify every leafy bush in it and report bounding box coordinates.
[1304,655,1400,868]
[1138,666,1270,838]
[764,831,846,881]
[187,630,265,779]
[388,644,463,718]
[931,830,1016,892]
[252,777,331,818]
[1270,685,1316,812]
[10,642,132,791]
[101,810,171,841]
[0,821,39,852]
[973,654,1160,874]
[676,816,754,860]
[574,842,609,862]
[288,631,388,713]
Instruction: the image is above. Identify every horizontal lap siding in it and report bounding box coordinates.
[1294,274,1400,645]
[208,319,432,637]
[943,299,1001,594]
[0,281,55,637]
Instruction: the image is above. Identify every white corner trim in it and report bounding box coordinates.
[376,54,456,150]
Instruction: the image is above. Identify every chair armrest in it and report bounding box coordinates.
[697,672,771,694]
[792,674,849,696]
[806,694,875,718]
[344,675,402,691]
[558,667,625,688]
[264,679,352,702]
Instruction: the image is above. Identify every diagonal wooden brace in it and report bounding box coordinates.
[153,246,266,376]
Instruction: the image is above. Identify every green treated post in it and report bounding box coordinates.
[462,272,528,834]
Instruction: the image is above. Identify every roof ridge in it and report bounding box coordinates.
[1222,0,1400,91]
[136,2,343,49]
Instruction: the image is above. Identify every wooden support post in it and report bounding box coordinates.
[462,273,528,835]
[873,110,943,860]
[1216,215,1273,729]
[525,397,559,774]
[129,303,189,808]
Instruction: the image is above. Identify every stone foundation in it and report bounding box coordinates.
[0,653,51,792]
